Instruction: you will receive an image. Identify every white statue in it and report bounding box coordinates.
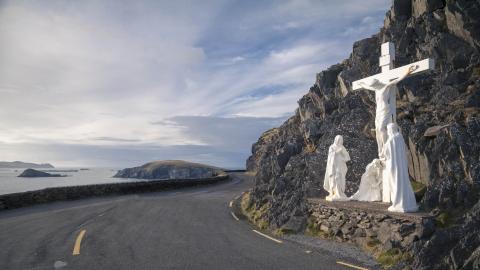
[357,65,418,158]
[349,159,382,202]
[381,123,418,212]
[323,135,350,201]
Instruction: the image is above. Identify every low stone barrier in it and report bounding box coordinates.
[307,199,435,258]
[0,175,229,210]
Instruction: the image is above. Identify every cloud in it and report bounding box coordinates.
[0,0,390,167]
[91,137,141,143]
[0,115,284,168]
[160,116,287,151]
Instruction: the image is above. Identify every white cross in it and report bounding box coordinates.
[351,42,435,159]
[352,42,435,90]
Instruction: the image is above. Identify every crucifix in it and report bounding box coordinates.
[352,42,435,159]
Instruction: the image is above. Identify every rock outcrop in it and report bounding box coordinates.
[114,160,225,180]
[0,161,54,169]
[246,0,480,268]
[18,169,64,178]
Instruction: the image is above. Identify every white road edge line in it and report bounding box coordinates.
[230,212,240,221]
[336,261,369,270]
[252,230,283,244]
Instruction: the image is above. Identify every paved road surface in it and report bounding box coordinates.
[0,173,376,270]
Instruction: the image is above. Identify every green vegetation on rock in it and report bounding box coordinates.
[241,192,270,230]
[435,212,452,228]
[377,248,404,269]
[410,180,426,201]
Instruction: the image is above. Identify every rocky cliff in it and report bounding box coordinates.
[246,0,480,269]
[114,160,225,180]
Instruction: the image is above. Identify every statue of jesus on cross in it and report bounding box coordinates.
[352,42,434,158]
[357,65,418,158]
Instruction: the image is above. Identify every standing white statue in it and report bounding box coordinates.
[323,135,350,201]
[381,123,418,212]
[349,159,382,202]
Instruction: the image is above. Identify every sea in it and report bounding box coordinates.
[0,167,144,195]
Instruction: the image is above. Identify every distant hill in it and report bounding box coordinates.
[17,168,64,178]
[114,160,225,180]
[0,161,54,169]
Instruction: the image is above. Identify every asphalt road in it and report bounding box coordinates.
[0,173,377,270]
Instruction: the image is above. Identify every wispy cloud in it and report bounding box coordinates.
[0,0,389,167]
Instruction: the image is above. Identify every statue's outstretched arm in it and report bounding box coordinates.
[388,65,418,86]
[358,82,379,91]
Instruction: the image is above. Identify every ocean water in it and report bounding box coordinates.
[0,167,144,195]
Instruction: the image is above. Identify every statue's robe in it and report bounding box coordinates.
[382,124,418,212]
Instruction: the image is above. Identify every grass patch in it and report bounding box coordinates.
[364,238,382,253]
[240,192,270,230]
[435,212,452,228]
[304,142,316,153]
[275,227,295,236]
[378,248,403,269]
[473,67,480,77]
[367,238,381,248]
[305,217,322,237]
[410,180,426,201]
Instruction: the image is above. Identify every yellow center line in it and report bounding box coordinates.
[72,229,86,256]
[252,229,283,244]
[336,261,369,270]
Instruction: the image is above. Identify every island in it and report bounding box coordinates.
[0,161,54,169]
[18,169,65,178]
[114,160,225,180]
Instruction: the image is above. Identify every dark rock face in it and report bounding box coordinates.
[114,160,224,180]
[18,169,63,178]
[247,0,480,268]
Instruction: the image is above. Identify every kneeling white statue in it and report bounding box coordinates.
[382,123,418,212]
[349,159,382,202]
[323,135,350,201]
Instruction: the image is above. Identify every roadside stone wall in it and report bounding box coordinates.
[0,175,229,210]
[307,199,435,262]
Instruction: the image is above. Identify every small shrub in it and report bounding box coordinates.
[410,180,426,201]
[378,248,403,269]
[435,212,451,228]
[367,238,381,247]
[472,67,480,77]
[306,217,322,237]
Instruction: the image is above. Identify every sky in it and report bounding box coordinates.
[0,0,390,168]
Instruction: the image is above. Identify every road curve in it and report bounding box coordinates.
[0,173,376,270]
